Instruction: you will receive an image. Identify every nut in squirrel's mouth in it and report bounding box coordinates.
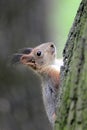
[26,58,35,63]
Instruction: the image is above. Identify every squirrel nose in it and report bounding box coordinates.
[20,55,35,64]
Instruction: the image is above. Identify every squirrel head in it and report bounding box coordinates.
[11,42,57,71]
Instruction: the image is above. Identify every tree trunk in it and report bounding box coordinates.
[55,0,87,130]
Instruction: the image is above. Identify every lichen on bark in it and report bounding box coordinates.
[55,0,87,130]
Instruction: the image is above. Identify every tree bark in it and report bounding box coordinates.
[55,0,87,130]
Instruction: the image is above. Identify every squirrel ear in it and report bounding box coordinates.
[19,48,33,54]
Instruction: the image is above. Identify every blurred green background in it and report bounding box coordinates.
[0,0,81,130]
[47,0,81,57]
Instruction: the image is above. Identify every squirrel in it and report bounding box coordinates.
[11,42,63,127]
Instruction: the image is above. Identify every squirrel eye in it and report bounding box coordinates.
[37,51,42,56]
[50,44,54,48]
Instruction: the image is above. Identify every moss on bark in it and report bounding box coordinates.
[55,0,87,130]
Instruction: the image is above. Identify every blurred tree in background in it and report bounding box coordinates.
[0,0,81,130]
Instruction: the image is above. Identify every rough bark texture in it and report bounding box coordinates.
[55,0,87,129]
